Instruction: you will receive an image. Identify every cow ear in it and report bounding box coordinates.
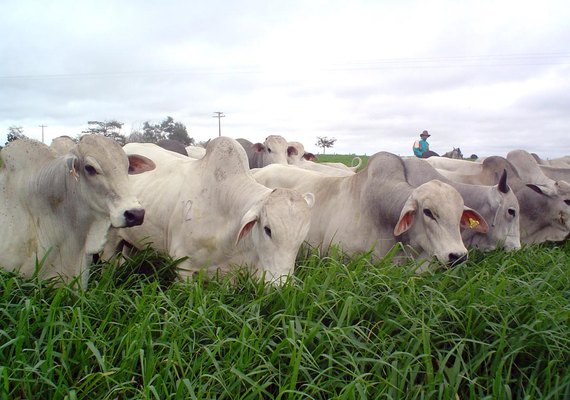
[287,146,298,157]
[303,192,315,208]
[65,155,80,179]
[460,207,489,233]
[526,183,555,197]
[394,211,414,236]
[303,152,317,161]
[128,155,156,175]
[394,199,417,236]
[236,209,259,245]
[252,143,265,153]
[497,169,509,193]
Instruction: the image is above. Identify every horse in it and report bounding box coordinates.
[442,147,463,159]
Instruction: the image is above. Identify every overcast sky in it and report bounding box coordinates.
[1,0,569,158]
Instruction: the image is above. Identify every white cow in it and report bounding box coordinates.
[434,154,570,244]
[425,156,484,174]
[531,153,570,168]
[185,145,207,159]
[506,149,570,187]
[105,137,315,284]
[403,158,520,251]
[253,152,488,271]
[236,135,294,168]
[0,135,156,287]
[538,164,570,183]
[50,135,77,156]
[286,141,356,177]
[321,158,362,172]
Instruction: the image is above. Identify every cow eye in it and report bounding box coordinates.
[508,208,516,217]
[423,209,435,220]
[84,165,97,176]
[565,200,570,206]
[267,147,272,153]
[264,226,272,238]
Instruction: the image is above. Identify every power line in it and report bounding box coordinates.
[0,52,569,81]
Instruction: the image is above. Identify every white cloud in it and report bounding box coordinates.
[1,0,570,159]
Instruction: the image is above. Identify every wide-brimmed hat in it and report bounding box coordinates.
[420,130,430,137]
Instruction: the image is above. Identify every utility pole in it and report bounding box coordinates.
[212,112,225,137]
[39,124,47,143]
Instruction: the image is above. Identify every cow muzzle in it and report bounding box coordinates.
[447,252,468,267]
[124,208,146,227]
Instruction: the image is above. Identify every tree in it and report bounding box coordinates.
[140,121,166,143]
[138,117,194,145]
[315,136,337,154]
[82,120,126,145]
[6,126,27,144]
[126,130,144,144]
[162,116,194,146]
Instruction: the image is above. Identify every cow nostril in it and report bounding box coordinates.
[448,252,468,266]
[124,208,145,227]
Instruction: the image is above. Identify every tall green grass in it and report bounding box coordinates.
[1,242,569,399]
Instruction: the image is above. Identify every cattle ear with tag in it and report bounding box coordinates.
[236,208,259,245]
[128,155,156,175]
[460,207,489,233]
[65,155,80,180]
[393,198,417,236]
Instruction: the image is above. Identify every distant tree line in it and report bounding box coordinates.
[82,116,194,146]
[3,116,194,147]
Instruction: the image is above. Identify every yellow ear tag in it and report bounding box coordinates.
[468,218,480,229]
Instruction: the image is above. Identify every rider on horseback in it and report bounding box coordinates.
[413,130,439,158]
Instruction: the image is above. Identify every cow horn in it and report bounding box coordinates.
[498,169,509,193]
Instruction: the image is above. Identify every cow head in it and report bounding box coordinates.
[235,188,314,284]
[393,180,487,266]
[256,135,290,166]
[69,135,155,228]
[520,180,570,243]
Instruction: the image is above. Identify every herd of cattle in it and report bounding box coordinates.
[0,134,569,288]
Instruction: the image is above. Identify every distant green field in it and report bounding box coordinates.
[315,153,369,171]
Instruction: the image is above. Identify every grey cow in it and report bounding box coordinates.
[253,152,489,272]
[236,135,296,168]
[403,157,520,251]
[434,154,570,244]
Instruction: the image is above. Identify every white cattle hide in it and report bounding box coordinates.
[435,153,570,244]
[185,145,206,159]
[237,135,294,169]
[50,135,77,156]
[403,158,520,251]
[106,137,314,284]
[253,152,488,271]
[0,135,155,287]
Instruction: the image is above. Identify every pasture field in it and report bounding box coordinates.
[315,154,369,170]
[1,242,569,399]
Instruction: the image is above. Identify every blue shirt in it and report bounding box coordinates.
[413,138,429,157]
